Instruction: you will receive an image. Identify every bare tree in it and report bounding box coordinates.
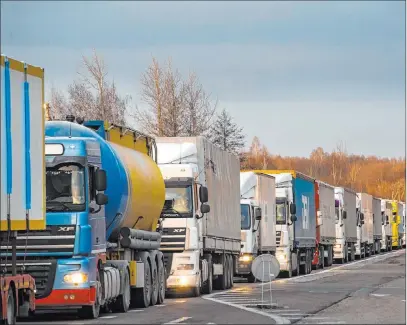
[183,72,217,136]
[48,87,70,120]
[134,56,217,137]
[209,108,245,155]
[48,50,131,125]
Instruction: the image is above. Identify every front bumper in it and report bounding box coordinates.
[236,261,252,275]
[36,288,96,308]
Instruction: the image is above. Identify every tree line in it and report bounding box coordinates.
[241,137,406,201]
[48,50,246,155]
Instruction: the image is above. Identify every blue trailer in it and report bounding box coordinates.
[249,170,316,277]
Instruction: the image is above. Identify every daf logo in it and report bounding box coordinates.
[58,226,75,232]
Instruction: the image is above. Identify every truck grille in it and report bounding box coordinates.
[276,231,281,246]
[160,228,186,252]
[1,225,75,255]
[0,259,57,299]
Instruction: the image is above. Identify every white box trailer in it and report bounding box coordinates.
[156,136,241,294]
[237,172,276,281]
[1,55,46,322]
[334,187,357,262]
[372,197,382,254]
[316,181,336,245]
[380,199,393,251]
[357,193,374,257]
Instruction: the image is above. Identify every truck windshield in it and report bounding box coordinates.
[276,203,286,224]
[46,164,86,212]
[241,204,251,230]
[165,186,193,215]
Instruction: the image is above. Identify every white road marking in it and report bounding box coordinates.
[99,315,117,319]
[370,293,390,297]
[272,310,301,313]
[175,300,186,303]
[164,317,192,324]
[156,304,167,307]
[130,309,144,312]
[203,295,291,324]
[265,250,404,285]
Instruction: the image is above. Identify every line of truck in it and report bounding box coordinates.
[1,55,405,324]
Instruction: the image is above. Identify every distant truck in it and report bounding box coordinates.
[250,170,316,277]
[156,137,241,296]
[312,181,336,268]
[356,193,375,258]
[237,171,276,282]
[390,200,402,249]
[380,199,393,251]
[355,194,367,258]
[372,197,383,254]
[1,55,46,324]
[402,203,406,248]
[333,187,357,263]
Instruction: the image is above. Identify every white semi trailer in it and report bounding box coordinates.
[237,171,276,282]
[156,137,241,296]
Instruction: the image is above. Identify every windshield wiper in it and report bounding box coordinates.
[46,201,71,212]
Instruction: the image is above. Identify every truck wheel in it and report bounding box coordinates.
[292,252,300,276]
[3,287,16,325]
[320,246,325,268]
[111,270,130,313]
[228,255,234,288]
[224,256,230,289]
[157,258,166,305]
[202,256,212,294]
[150,261,158,306]
[78,271,101,319]
[247,272,256,283]
[132,260,152,308]
[214,255,227,290]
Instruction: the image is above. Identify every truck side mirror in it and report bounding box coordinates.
[95,169,107,191]
[291,215,297,222]
[290,203,296,215]
[386,215,389,225]
[360,213,364,221]
[200,203,210,214]
[199,186,209,203]
[342,210,347,219]
[96,193,108,206]
[361,220,364,225]
[255,208,262,220]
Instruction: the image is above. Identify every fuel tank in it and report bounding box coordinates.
[45,121,165,241]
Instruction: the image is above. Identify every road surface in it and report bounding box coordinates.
[20,249,405,324]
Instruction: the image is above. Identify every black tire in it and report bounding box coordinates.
[214,255,227,290]
[2,287,16,325]
[78,270,101,319]
[228,255,234,288]
[299,251,306,275]
[111,270,130,313]
[292,252,300,276]
[306,250,311,274]
[201,257,212,295]
[150,261,158,306]
[224,256,230,289]
[192,285,200,297]
[247,273,256,283]
[320,246,325,268]
[132,260,152,308]
[157,258,166,305]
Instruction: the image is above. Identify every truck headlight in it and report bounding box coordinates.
[278,254,287,261]
[63,272,88,284]
[239,255,252,262]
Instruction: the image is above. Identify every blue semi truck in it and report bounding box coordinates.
[249,170,316,277]
[11,118,168,319]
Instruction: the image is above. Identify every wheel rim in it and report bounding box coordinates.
[124,273,131,308]
[7,293,14,324]
[159,265,165,298]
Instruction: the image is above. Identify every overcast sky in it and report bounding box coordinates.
[1,1,405,157]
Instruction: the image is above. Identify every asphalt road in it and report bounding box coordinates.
[20,249,406,324]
